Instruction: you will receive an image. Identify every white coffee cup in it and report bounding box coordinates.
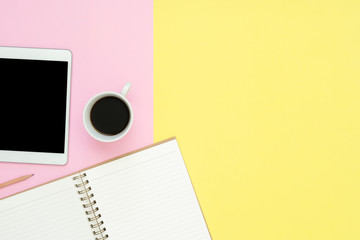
[83,82,133,142]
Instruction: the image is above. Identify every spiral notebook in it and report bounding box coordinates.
[0,138,211,240]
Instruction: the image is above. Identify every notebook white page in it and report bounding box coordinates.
[84,139,211,239]
[0,174,94,240]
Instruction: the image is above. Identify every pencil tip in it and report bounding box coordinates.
[31,174,34,176]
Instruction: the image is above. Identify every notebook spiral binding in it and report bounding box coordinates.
[73,173,109,240]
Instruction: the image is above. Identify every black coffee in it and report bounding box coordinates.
[90,96,130,136]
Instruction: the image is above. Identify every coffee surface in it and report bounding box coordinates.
[90,96,130,135]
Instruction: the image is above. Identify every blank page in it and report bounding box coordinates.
[85,139,211,239]
[0,174,94,240]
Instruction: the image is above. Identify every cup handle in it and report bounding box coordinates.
[120,82,132,97]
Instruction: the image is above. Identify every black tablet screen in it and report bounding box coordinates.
[0,58,68,154]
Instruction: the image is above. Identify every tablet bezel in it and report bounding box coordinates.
[0,47,72,165]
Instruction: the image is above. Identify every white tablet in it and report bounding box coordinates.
[0,47,72,165]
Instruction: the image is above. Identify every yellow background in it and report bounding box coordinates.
[154,1,360,239]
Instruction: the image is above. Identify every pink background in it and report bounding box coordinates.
[0,0,153,199]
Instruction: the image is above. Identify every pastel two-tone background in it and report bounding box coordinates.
[1,0,360,239]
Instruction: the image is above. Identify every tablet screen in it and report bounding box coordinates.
[0,58,68,154]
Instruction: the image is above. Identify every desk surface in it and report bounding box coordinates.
[1,0,360,239]
[155,0,360,239]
